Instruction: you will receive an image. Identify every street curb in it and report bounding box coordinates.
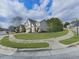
[17,47,52,52]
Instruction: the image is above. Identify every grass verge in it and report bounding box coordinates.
[0,36,49,48]
[15,30,68,40]
[60,35,79,45]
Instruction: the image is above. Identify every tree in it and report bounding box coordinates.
[47,18,63,32]
[64,22,70,28]
[9,26,16,32]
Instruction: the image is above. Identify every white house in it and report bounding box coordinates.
[67,21,79,33]
[24,19,38,33]
[24,19,48,33]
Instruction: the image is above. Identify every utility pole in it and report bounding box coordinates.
[76,18,78,36]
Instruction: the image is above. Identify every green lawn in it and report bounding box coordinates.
[60,35,79,45]
[15,30,68,40]
[0,36,49,48]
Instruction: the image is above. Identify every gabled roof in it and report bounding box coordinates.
[40,20,47,23]
[28,19,37,24]
[24,18,37,26]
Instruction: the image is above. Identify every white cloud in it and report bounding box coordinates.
[0,0,52,28]
[0,0,52,20]
[0,0,10,17]
[19,0,52,21]
[52,0,79,21]
[0,0,27,28]
[0,0,26,17]
[1,0,79,24]
[40,0,49,9]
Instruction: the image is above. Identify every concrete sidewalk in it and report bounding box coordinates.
[0,45,17,55]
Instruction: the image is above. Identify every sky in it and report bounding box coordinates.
[0,0,79,28]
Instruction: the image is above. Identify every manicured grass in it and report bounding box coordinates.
[15,30,68,40]
[0,36,49,48]
[60,35,79,45]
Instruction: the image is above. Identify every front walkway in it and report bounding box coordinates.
[0,45,17,55]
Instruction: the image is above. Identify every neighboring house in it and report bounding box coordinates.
[67,21,79,33]
[67,24,74,29]
[39,20,48,32]
[68,21,79,28]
